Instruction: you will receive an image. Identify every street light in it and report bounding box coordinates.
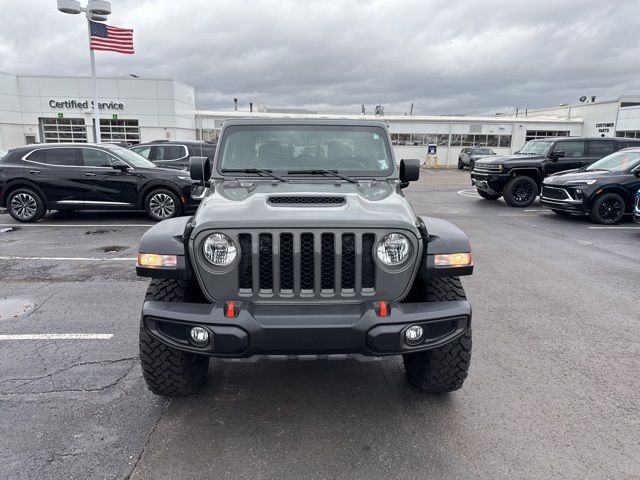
[57,0,112,143]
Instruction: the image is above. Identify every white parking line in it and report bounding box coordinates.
[0,224,153,228]
[0,333,113,340]
[588,226,640,230]
[457,189,481,198]
[0,256,135,261]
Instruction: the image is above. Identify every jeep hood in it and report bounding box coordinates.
[190,180,419,232]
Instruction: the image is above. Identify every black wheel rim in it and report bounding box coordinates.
[513,181,534,203]
[599,198,623,221]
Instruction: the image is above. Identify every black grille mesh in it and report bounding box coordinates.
[542,187,568,200]
[269,196,345,205]
[300,233,314,290]
[321,233,335,290]
[361,234,376,289]
[341,233,355,290]
[259,234,273,290]
[236,232,378,295]
[280,233,294,290]
[238,234,252,290]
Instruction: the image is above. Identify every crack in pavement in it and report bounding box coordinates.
[122,398,170,480]
[0,357,138,393]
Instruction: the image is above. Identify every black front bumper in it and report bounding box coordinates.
[142,300,472,358]
[470,172,509,194]
[540,197,587,213]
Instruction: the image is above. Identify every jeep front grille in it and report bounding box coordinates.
[268,196,345,206]
[237,231,376,296]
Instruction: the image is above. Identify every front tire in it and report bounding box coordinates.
[457,159,464,170]
[403,277,472,393]
[503,176,538,207]
[589,193,625,224]
[477,189,501,200]
[145,189,182,221]
[139,279,209,397]
[7,188,46,223]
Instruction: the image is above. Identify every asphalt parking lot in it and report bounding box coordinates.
[1,168,638,480]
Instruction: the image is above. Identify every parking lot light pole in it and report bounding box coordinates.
[57,0,112,144]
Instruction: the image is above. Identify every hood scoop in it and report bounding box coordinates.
[268,196,346,206]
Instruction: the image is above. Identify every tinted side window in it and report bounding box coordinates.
[553,141,585,157]
[152,145,185,160]
[26,149,47,163]
[34,148,81,166]
[589,141,615,157]
[82,148,114,167]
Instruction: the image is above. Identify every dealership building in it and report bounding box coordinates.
[2,71,640,165]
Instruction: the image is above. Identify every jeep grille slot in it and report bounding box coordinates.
[361,233,376,289]
[300,233,315,291]
[341,233,356,290]
[321,233,335,290]
[280,233,294,291]
[259,234,273,291]
[238,234,253,291]
[268,196,345,206]
[233,231,380,298]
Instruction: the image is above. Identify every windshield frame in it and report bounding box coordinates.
[214,124,395,179]
[585,150,640,173]
[518,139,555,156]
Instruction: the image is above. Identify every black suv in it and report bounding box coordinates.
[471,137,640,207]
[540,148,640,224]
[0,143,202,222]
[129,140,216,171]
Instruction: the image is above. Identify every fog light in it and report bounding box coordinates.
[405,325,424,345]
[189,327,210,347]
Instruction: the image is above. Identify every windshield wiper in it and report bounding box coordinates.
[287,169,359,184]
[221,168,288,182]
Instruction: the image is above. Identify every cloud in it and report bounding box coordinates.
[1,0,638,115]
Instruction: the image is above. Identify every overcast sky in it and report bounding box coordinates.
[1,0,638,115]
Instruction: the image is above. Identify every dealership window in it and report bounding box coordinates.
[450,133,511,148]
[99,119,140,144]
[616,130,640,138]
[525,130,570,141]
[39,117,87,143]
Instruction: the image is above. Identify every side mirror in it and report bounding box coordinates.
[399,181,410,189]
[399,159,420,183]
[112,163,130,172]
[634,169,640,178]
[550,150,565,161]
[190,156,211,186]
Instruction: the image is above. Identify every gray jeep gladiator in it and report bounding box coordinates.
[136,119,474,397]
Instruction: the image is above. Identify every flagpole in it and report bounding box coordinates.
[86,17,101,143]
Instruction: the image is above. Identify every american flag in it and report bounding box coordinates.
[89,21,134,54]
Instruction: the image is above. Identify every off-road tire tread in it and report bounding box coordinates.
[403,277,472,393]
[139,278,209,397]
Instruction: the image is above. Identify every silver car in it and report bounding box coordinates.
[458,147,496,170]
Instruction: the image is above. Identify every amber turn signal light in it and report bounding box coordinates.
[434,253,473,267]
[137,253,177,268]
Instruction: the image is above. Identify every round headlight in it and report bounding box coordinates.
[203,233,237,266]
[376,233,411,266]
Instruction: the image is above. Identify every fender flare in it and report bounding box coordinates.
[416,216,473,278]
[136,216,194,279]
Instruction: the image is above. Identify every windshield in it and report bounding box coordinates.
[472,148,494,155]
[586,151,640,172]
[519,140,554,155]
[104,145,157,168]
[217,125,393,176]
